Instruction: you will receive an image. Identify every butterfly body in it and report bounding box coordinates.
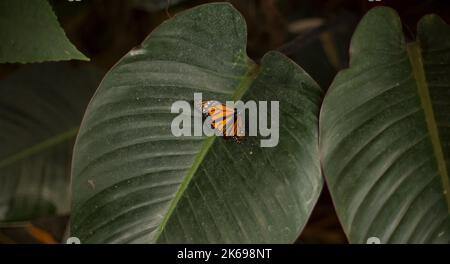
[196,100,245,142]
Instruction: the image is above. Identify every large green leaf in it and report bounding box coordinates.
[0,0,89,63]
[71,3,323,243]
[0,63,102,222]
[320,7,450,243]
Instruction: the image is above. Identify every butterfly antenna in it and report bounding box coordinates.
[165,0,172,18]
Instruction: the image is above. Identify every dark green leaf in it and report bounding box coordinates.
[0,63,102,222]
[0,0,89,63]
[320,7,450,243]
[71,3,323,243]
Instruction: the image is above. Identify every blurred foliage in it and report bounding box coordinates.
[0,0,88,63]
[321,8,450,243]
[0,63,103,224]
[0,216,68,244]
[0,63,103,243]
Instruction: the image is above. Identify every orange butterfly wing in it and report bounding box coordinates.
[200,101,244,140]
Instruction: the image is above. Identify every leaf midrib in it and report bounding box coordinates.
[407,42,450,213]
[153,58,260,242]
[0,127,79,169]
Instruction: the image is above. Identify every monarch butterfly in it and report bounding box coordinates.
[196,100,245,142]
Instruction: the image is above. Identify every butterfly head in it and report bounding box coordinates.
[196,100,223,115]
